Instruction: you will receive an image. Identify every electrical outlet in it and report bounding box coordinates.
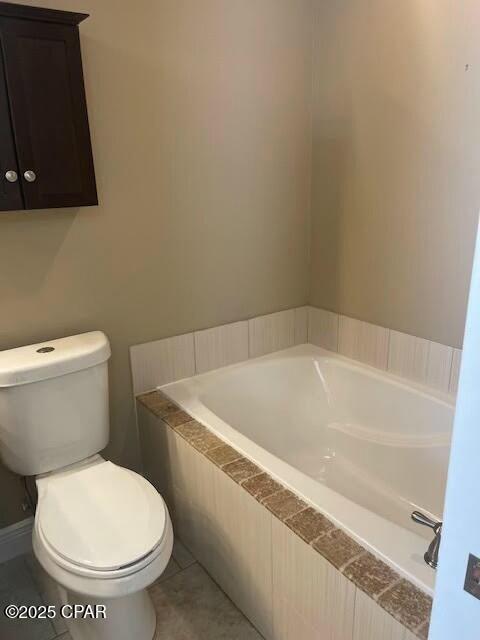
[464,554,480,600]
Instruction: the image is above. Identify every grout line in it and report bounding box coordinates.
[258,487,284,505]
[351,582,359,637]
[339,550,367,573]
[268,508,274,638]
[383,327,391,371]
[306,305,311,344]
[425,340,433,384]
[192,331,198,375]
[386,327,393,371]
[335,312,340,352]
[284,505,309,525]
[239,471,264,485]
[151,559,198,589]
[374,576,403,602]
[448,348,461,394]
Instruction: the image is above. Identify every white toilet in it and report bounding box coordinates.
[0,332,173,640]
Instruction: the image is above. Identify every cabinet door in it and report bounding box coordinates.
[0,47,22,211]
[0,18,97,209]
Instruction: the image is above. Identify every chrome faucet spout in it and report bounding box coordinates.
[411,511,442,569]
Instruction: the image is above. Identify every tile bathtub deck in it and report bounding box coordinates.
[138,390,433,640]
[0,540,263,640]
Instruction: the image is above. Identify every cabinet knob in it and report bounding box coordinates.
[5,170,18,183]
[23,170,36,183]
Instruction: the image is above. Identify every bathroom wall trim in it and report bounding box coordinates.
[137,392,431,640]
[130,305,461,397]
[0,517,33,563]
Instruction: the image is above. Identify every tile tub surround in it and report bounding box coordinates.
[130,305,461,397]
[130,307,309,395]
[308,306,462,394]
[137,391,432,640]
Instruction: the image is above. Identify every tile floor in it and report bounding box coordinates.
[0,539,263,640]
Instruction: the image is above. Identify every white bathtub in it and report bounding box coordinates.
[161,343,454,594]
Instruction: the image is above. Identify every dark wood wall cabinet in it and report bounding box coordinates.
[0,2,97,212]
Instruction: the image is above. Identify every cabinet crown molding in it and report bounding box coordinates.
[0,2,88,26]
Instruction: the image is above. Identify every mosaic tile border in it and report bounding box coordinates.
[137,390,432,640]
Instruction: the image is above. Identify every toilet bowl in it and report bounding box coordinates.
[0,332,173,640]
[32,456,173,640]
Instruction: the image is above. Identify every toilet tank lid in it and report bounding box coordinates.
[0,331,111,387]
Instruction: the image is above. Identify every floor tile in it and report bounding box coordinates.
[0,556,56,640]
[3,549,260,640]
[24,553,68,635]
[149,563,262,639]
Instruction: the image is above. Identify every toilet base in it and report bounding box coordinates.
[31,551,158,640]
[61,588,156,640]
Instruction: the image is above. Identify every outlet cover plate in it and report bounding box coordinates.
[464,554,480,600]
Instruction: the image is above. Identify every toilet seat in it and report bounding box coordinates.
[35,518,168,580]
[33,514,174,600]
[35,457,168,577]
[33,456,174,599]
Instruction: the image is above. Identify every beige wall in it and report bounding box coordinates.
[310,0,480,348]
[0,0,313,526]
[3,0,479,529]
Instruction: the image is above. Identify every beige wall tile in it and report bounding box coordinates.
[308,307,339,351]
[425,341,453,392]
[388,330,429,381]
[294,306,309,345]
[338,316,389,369]
[130,333,195,394]
[149,422,273,639]
[209,466,273,638]
[137,405,174,507]
[273,595,322,640]
[170,432,215,510]
[249,309,296,358]
[353,589,418,640]
[449,348,462,394]
[272,518,355,640]
[388,330,454,392]
[169,437,216,569]
[194,321,249,374]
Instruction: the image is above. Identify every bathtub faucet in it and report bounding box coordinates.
[411,511,442,569]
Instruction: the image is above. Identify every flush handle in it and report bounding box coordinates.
[23,170,36,183]
[5,170,18,182]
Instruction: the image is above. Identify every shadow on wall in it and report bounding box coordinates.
[310,117,351,313]
[0,464,26,528]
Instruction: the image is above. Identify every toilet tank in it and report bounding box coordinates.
[0,332,111,476]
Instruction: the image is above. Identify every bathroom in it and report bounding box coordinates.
[0,0,479,638]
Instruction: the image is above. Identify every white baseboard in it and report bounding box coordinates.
[0,517,33,563]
